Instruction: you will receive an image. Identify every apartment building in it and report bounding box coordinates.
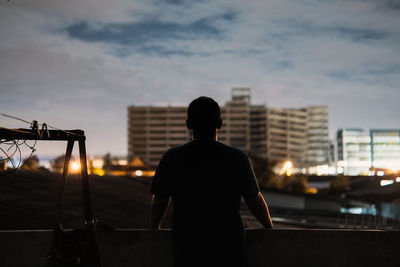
[250,104,268,157]
[127,106,190,167]
[306,106,330,164]
[128,88,329,167]
[220,88,251,152]
[265,107,309,165]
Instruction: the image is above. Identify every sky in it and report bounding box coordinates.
[0,0,399,159]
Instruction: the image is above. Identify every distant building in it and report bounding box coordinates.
[251,105,329,166]
[328,140,335,164]
[128,88,329,168]
[337,128,400,175]
[127,105,190,167]
[370,129,400,171]
[219,88,252,152]
[109,156,155,177]
[249,104,267,156]
[306,106,330,164]
[337,129,371,175]
[265,107,308,164]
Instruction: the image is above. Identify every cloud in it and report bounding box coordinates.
[0,0,399,156]
[65,19,223,45]
[64,17,225,56]
[272,19,390,42]
[5,0,149,24]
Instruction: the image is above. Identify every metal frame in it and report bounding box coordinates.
[0,128,101,266]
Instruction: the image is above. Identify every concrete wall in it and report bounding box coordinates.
[1,229,399,267]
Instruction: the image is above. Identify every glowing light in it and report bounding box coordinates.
[92,168,105,176]
[367,171,375,176]
[315,165,332,176]
[344,207,363,215]
[135,170,143,177]
[307,187,318,194]
[71,162,80,172]
[396,177,400,182]
[279,161,293,176]
[377,171,384,176]
[390,167,400,173]
[284,161,293,169]
[380,180,393,186]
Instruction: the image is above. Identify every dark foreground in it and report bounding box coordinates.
[2,229,400,267]
[0,169,266,230]
[0,170,161,229]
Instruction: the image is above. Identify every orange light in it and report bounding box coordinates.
[280,161,293,176]
[71,162,80,172]
[307,187,318,194]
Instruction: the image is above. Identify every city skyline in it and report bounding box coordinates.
[1,0,399,157]
[128,88,330,168]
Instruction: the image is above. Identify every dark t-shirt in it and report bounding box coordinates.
[150,139,259,265]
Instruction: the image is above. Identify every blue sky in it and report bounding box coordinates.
[0,0,399,157]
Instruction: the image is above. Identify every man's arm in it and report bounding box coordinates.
[149,195,171,229]
[244,192,273,229]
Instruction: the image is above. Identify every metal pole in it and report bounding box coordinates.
[79,139,94,224]
[55,140,74,226]
[79,139,101,267]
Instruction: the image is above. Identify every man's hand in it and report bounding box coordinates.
[244,192,273,229]
[149,195,170,229]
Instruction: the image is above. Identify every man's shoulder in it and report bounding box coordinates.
[214,141,247,157]
[209,142,250,165]
[163,140,248,160]
[161,142,192,157]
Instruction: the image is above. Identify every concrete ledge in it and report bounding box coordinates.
[1,229,399,267]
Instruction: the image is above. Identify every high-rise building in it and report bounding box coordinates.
[127,106,191,167]
[328,140,335,164]
[306,106,330,164]
[128,88,330,168]
[250,104,267,157]
[219,88,251,152]
[264,106,329,166]
[265,107,308,165]
[370,129,400,171]
[337,129,371,175]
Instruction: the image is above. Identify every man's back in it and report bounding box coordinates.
[151,139,259,266]
[149,96,273,267]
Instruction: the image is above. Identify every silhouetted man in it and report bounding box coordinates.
[150,96,273,267]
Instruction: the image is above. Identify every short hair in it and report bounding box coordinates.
[187,96,221,130]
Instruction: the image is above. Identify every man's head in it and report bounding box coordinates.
[186,96,222,138]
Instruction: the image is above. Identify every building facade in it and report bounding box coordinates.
[219,88,251,152]
[127,106,191,167]
[128,88,329,168]
[306,106,330,164]
[336,128,400,175]
[337,129,371,175]
[370,129,400,171]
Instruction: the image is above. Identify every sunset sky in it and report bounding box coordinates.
[1,0,399,158]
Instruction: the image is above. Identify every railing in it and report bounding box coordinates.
[336,213,400,230]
